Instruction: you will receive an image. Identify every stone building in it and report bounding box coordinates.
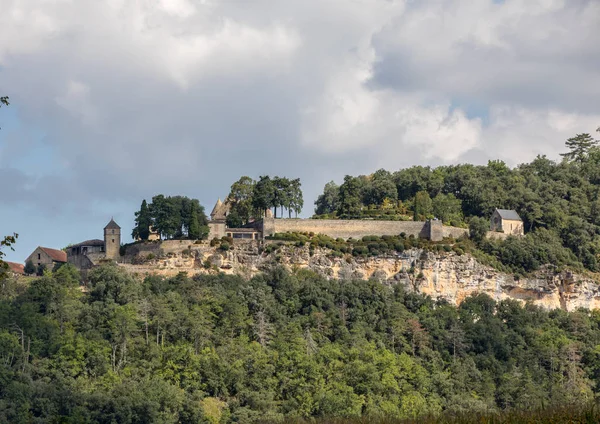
[104,218,121,260]
[67,218,121,270]
[207,198,468,242]
[26,246,67,270]
[208,199,263,240]
[490,209,524,236]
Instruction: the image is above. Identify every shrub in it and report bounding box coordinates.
[219,242,230,252]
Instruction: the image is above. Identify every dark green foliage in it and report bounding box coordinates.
[314,139,600,273]
[337,176,363,218]
[24,260,35,275]
[561,133,599,162]
[1,265,600,422]
[250,175,304,219]
[469,217,489,244]
[133,195,209,240]
[132,199,152,240]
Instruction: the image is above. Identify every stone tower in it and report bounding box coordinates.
[104,218,121,260]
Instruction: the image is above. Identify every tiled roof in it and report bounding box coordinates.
[210,198,231,220]
[6,261,24,275]
[496,209,522,221]
[71,239,104,248]
[40,247,67,263]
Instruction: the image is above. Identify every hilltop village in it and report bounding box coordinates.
[5,200,524,278]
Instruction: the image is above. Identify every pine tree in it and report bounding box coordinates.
[560,133,599,162]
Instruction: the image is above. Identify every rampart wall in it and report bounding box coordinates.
[265,218,468,241]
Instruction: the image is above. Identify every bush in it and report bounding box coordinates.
[219,242,230,252]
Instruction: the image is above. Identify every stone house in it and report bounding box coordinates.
[208,199,265,240]
[490,209,524,236]
[26,246,67,270]
[67,219,122,270]
[68,239,105,270]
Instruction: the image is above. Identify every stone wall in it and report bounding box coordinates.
[268,218,429,240]
[487,231,509,241]
[265,218,468,241]
[443,226,469,239]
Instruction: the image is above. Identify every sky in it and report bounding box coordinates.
[1,0,599,263]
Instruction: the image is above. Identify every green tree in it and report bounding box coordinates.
[253,176,275,217]
[228,176,255,224]
[469,217,489,244]
[24,260,35,275]
[289,178,303,217]
[0,233,17,283]
[367,169,398,206]
[561,133,599,162]
[188,201,201,239]
[314,181,339,216]
[337,176,362,218]
[432,193,463,224]
[413,191,432,221]
[132,199,152,241]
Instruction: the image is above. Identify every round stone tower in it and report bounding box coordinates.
[104,218,121,260]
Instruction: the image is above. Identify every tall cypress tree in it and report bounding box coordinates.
[132,199,152,240]
[188,201,201,240]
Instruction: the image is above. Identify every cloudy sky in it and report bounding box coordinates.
[1,0,599,262]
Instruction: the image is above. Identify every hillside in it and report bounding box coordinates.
[1,261,600,423]
[314,138,600,274]
[119,237,600,312]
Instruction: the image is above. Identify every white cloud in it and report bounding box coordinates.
[0,0,598,218]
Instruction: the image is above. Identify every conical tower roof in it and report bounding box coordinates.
[210,198,223,218]
[104,218,121,230]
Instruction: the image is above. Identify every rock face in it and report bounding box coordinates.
[120,241,600,311]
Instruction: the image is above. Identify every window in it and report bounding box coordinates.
[112,239,115,243]
[112,229,115,234]
[38,253,41,260]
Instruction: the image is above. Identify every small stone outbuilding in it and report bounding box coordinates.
[490,209,524,236]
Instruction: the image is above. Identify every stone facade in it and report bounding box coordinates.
[68,219,122,270]
[26,246,67,270]
[490,209,524,236]
[104,219,121,260]
[263,217,468,241]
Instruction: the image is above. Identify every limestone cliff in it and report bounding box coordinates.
[120,241,600,311]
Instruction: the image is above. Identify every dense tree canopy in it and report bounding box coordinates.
[132,196,209,240]
[1,264,600,422]
[314,132,600,272]
[226,175,304,222]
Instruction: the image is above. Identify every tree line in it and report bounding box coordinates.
[315,130,600,272]
[1,264,599,422]
[132,195,209,241]
[225,176,304,228]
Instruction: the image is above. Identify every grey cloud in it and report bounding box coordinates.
[1,0,599,229]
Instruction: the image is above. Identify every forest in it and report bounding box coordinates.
[315,132,600,273]
[1,264,600,423]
